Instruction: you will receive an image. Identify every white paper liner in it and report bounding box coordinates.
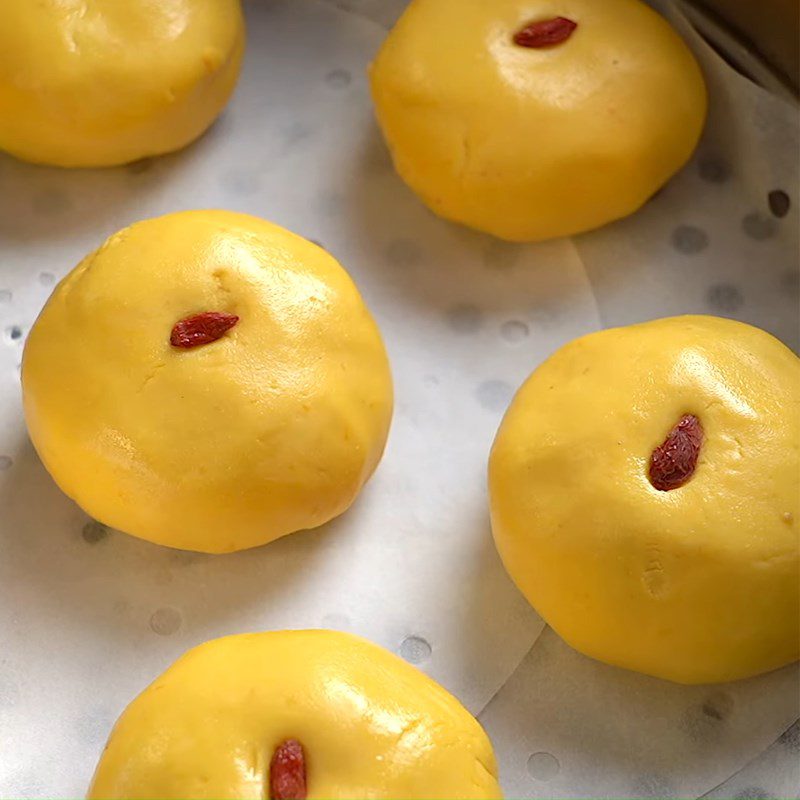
[0,0,797,796]
[479,629,799,798]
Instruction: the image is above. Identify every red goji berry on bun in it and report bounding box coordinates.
[22,210,393,553]
[87,631,502,798]
[489,316,800,683]
[370,0,707,241]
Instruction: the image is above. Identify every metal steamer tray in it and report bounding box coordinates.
[0,0,797,797]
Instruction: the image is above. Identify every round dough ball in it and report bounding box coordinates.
[87,630,502,798]
[0,0,244,167]
[370,0,707,242]
[489,316,800,684]
[22,210,393,553]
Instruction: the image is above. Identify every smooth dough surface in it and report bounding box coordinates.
[87,630,502,799]
[489,316,800,683]
[370,0,707,241]
[22,210,393,553]
[0,0,244,167]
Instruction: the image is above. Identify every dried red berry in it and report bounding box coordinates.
[270,739,307,800]
[514,17,578,48]
[170,312,239,349]
[649,414,703,491]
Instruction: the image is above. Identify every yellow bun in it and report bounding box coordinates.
[87,630,502,799]
[370,0,707,241]
[22,210,393,553]
[489,316,800,683]
[0,0,244,167]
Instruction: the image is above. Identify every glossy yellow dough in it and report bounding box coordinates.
[0,0,244,167]
[370,0,707,241]
[489,316,800,684]
[22,210,393,553]
[87,630,502,799]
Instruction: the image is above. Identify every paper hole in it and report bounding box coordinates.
[399,635,432,664]
[82,520,109,544]
[5,325,23,343]
[501,320,529,343]
[705,283,744,313]
[149,607,182,636]
[38,272,56,286]
[671,225,709,254]
[527,751,560,781]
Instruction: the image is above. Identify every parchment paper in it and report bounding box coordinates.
[0,0,797,797]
